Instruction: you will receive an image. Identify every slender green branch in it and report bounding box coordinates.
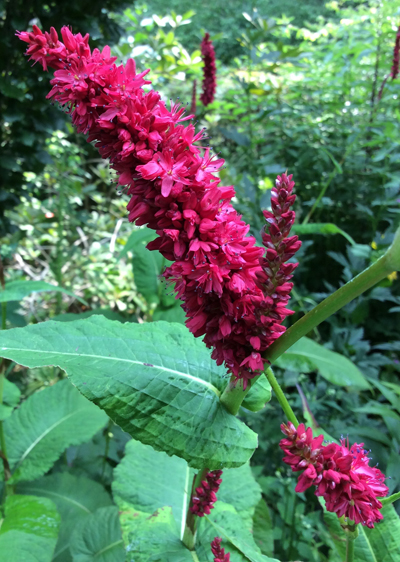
[0,372,6,459]
[381,491,400,506]
[346,535,355,562]
[1,303,6,331]
[265,368,298,427]
[182,467,209,551]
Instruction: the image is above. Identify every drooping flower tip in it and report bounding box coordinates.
[190,470,223,517]
[280,422,389,528]
[211,537,230,562]
[200,32,216,106]
[17,26,300,386]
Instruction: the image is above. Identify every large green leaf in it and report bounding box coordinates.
[113,439,193,539]
[119,507,193,562]
[0,495,60,562]
[0,280,87,305]
[275,337,370,389]
[69,506,125,562]
[324,504,400,562]
[0,318,257,469]
[292,223,356,245]
[18,473,113,562]
[3,379,107,483]
[197,502,279,562]
[252,499,274,558]
[0,378,21,421]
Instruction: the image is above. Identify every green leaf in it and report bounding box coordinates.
[3,379,108,483]
[132,243,164,304]
[0,378,21,420]
[0,495,60,562]
[252,499,274,558]
[153,303,186,324]
[113,439,193,538]
[292,223,356,246]
[119,507,193,562]
[0,318,257,469]
[242,375,271,412]
[275,337,370,390]
[197,502,279,562]
[117,228,156,260]
[324,504,400,562]
[69,506,125,562]
[0,280,87,305]
[18,473,113,562]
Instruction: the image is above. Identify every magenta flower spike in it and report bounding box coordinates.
[280,422,389,528]
[17,26,300,387]
[391,25,400,80]
[190,470,223,517]
[211,537,231,561]
[200,32,217,106]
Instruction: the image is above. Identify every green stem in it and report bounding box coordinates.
[346,535,355,562]
[182,467,209,551]
[265,368,298,427]
[303,167,337,225]
[381,491,400,506]
[0,372,6,459]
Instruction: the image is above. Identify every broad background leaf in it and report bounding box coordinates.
[275,337,370,389]
[0,495,60,562]
[18,473,113,562]
[3,379,107,483]
[292,223,356,245]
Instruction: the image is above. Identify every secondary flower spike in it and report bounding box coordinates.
[190,469,223,517]
[200,33,216,106]
[18,26,300,385]
[391,25,400,80]
[211,537,230,562]
[280,422,389,528]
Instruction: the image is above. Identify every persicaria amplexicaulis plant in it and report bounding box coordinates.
[200,32,217,106]
[11,22,400,562]
[391,24,400,80]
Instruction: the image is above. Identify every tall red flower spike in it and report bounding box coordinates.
[190,470,223,517]
[391,25,400,80]
[200,33,216,106]
[280,422,389,528]
[211,537,231,562]
[18,26,300,386]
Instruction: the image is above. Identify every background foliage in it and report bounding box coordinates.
[1,0,400,561]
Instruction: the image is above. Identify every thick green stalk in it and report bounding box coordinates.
[381,491,400,506]
[182,467,209,551]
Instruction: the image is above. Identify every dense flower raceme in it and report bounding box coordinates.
[200,33,217,106]
[211,537,231,562]
[280,422,389,528]
[391,25,400,80]
[18,25,300,385]
[190,470,223,517]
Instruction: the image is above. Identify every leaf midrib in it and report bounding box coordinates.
[19,486,91,514]
[0,346,221,397]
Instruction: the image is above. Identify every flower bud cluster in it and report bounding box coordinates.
[200,33,216,106]
[280,422,389,528]
[190,470,223,517]
[211,537,230,561]
[18,26,300,386]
